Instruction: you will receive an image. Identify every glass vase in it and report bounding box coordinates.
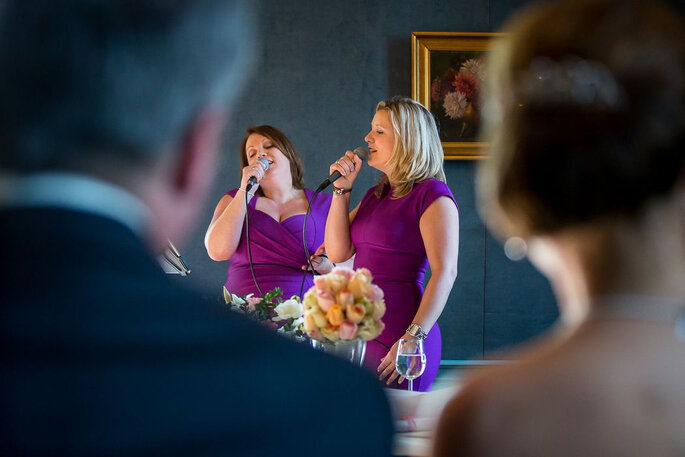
[311,339,367,366]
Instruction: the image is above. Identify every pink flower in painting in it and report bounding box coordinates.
[440,68,456,96]
[453,72,478,99]
[431,78,441,102]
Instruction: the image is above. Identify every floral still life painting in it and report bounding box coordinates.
[430,53,486,141]
[412,32,504,159]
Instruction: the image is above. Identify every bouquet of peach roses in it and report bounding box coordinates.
[302,266,386,342]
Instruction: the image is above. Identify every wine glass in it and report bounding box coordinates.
[395,338,426,392]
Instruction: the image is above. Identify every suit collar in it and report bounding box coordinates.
[0,172,150,235]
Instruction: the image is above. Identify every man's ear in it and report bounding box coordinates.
[173,108,227,197]
[144,107,227,252]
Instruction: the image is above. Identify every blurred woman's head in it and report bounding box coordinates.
[478,0,685,239]
[368,96,445,198]
[240,125,305,194]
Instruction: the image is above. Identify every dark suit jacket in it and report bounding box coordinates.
[0,208,393,456]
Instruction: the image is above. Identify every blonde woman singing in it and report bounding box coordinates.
[325,96,459,391]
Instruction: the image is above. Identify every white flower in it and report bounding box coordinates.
[461,58,485,81]
[223,287,248,306]
[231,293,246,305]
[444,91,468,119]
[273,299,303,321]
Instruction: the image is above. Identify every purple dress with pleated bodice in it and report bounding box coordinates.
[351,179,458,391]
[224,189,332,299]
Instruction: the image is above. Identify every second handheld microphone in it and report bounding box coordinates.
[316,147,369,192]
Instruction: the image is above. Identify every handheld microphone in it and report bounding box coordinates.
[245,157,269,192]
[316,147,369,192]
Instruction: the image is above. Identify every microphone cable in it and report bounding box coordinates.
[244,188,264,298]
[300,186,389,354]
[299,188,320,299]
[301,150,367,298]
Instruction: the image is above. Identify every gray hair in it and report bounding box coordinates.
[0,0,254,173]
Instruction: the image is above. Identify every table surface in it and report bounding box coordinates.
[385,384,460,457]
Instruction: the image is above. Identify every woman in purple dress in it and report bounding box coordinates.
[325,97,460,391]
[205,125,333,298]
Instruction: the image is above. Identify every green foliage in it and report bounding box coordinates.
[223,287,304,338]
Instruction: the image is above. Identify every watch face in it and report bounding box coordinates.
[407,324,425,339]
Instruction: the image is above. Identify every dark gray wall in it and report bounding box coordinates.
[178,0,562,361]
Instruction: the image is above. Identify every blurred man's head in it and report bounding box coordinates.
[0,0,253,248]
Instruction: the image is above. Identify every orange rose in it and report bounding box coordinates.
[326,305,344,326]
[346,303,366,324]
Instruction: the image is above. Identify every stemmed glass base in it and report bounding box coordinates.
[395,338,426,392]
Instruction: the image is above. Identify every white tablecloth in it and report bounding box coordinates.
[384,384,460,456]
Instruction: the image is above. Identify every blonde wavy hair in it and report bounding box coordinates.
[375,96,446,199]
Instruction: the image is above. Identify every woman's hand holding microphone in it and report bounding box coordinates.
[240,158,268,194]
[329,150,364,193]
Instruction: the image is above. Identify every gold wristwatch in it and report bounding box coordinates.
[406,323,428,340]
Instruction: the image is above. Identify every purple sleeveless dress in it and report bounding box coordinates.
[224,189,332,299]
[350,178,457,391]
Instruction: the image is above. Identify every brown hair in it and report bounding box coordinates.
[239,125,305,195]
[479,0,685,238]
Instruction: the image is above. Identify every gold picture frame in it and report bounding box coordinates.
[412,32,505,160]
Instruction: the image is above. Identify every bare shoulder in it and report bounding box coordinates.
[433,371,492,457]
[434,331,584,456]
[436,324,630,456]
[435,363,546,456]
[209,193,234,219]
